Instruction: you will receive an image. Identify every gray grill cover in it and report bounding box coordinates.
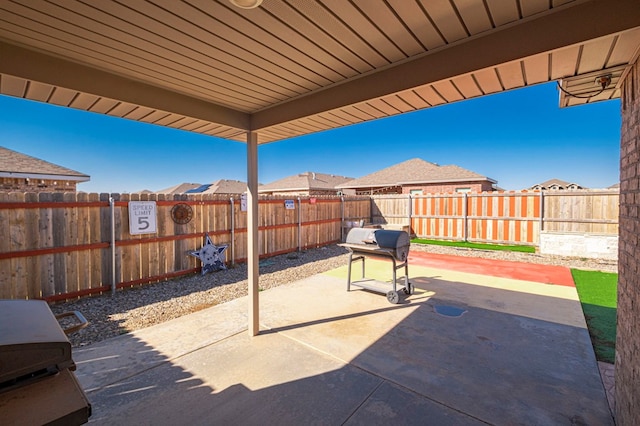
[0,300,73,384]
[345,228,410,261]
[345,228,377,245]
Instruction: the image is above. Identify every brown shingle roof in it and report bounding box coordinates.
[201,179,247,194]
[0,146,89,181]
[337,158,493,189]
[259,172,353,192]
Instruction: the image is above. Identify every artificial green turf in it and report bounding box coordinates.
[572,269,617,364]
[411,238,536,253]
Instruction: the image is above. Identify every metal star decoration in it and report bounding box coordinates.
[189,234,228,275]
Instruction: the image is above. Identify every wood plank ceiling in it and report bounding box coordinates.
[1,0,639,143]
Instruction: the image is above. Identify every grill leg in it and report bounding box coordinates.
[401,261,411,294]
[404,261,409,287]
[347,252,353,291]
[347,253,365,291]
[391,257,397,292]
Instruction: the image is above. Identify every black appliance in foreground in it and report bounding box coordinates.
[340,228,412,304]
[0,300,91,425]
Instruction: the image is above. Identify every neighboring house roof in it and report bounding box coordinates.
[156,182,202,194]
[0,146,90,182]
[157,180,247,194]
[194,179,247,194]
[337,158,495,189]
[259,172,353,193]
[529,178,584,190]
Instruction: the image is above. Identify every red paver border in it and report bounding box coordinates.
[408,251,575,287]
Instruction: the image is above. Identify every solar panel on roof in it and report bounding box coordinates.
[185,184,211,193]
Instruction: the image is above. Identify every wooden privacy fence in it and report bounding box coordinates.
[412,191,541,245]
[0,192,371,302]
[1,190,617,301]
[372,189,619,245]
[342,196,372,235]
[541,190,619,234]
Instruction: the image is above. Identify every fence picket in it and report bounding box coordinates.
[9,193,26,298]
[24,192,41,298]
[88,193,103,293]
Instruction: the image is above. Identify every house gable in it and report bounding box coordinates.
[337,158,496,194]
[0,146,89,192]
[259,172,354,196]
[529,178,585,190]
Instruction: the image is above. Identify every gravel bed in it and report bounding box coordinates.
[51,244,617,348]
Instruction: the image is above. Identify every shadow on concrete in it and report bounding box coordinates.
[74,332,215,424]
[50,245,350,347]
[75,272,613,425]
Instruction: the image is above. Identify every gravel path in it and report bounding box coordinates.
[51,244,617,348]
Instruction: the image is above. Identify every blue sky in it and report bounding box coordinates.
[0,82,620,193]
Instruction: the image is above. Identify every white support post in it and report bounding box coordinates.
[230,197,235,266]
[247,131,260,336]
[110,196,116,295]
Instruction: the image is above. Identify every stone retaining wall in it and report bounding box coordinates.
[539,231,618,260]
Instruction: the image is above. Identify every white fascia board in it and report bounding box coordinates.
[399,177,497,185]
[0,172,90,182]
[337,183,396,189]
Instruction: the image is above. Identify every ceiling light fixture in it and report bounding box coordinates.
[229,0,263,9]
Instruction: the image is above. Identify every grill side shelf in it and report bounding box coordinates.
[339,243,396,255]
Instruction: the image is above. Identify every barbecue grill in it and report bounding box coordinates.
[339,228,412,304]
[0,300,91,425]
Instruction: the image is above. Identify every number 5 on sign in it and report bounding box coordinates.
[129,201,157,235]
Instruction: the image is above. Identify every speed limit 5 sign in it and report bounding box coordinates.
[129,201,157,235]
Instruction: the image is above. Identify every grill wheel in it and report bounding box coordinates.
[386,290,400,304]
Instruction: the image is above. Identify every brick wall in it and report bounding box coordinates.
[0,177,78,193]
[401,180,494,194]
[263,189,341,196]
[355,186,402,195]
[616,58,640,425]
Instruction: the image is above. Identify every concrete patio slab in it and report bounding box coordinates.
[83,330,385,425]
[73,257,613,425]
[74,296,249,393]
[345,381,485,425]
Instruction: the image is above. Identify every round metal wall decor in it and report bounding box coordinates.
[171,203,193,224]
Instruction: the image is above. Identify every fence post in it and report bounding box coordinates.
[463,193,468,242]
[109,196,116,295]
[539,190,544,233]
[230,197,235,266]
[370,197,373,224]
[340,196,345,242]
[297,197,302,252]
[407,194,412,233]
